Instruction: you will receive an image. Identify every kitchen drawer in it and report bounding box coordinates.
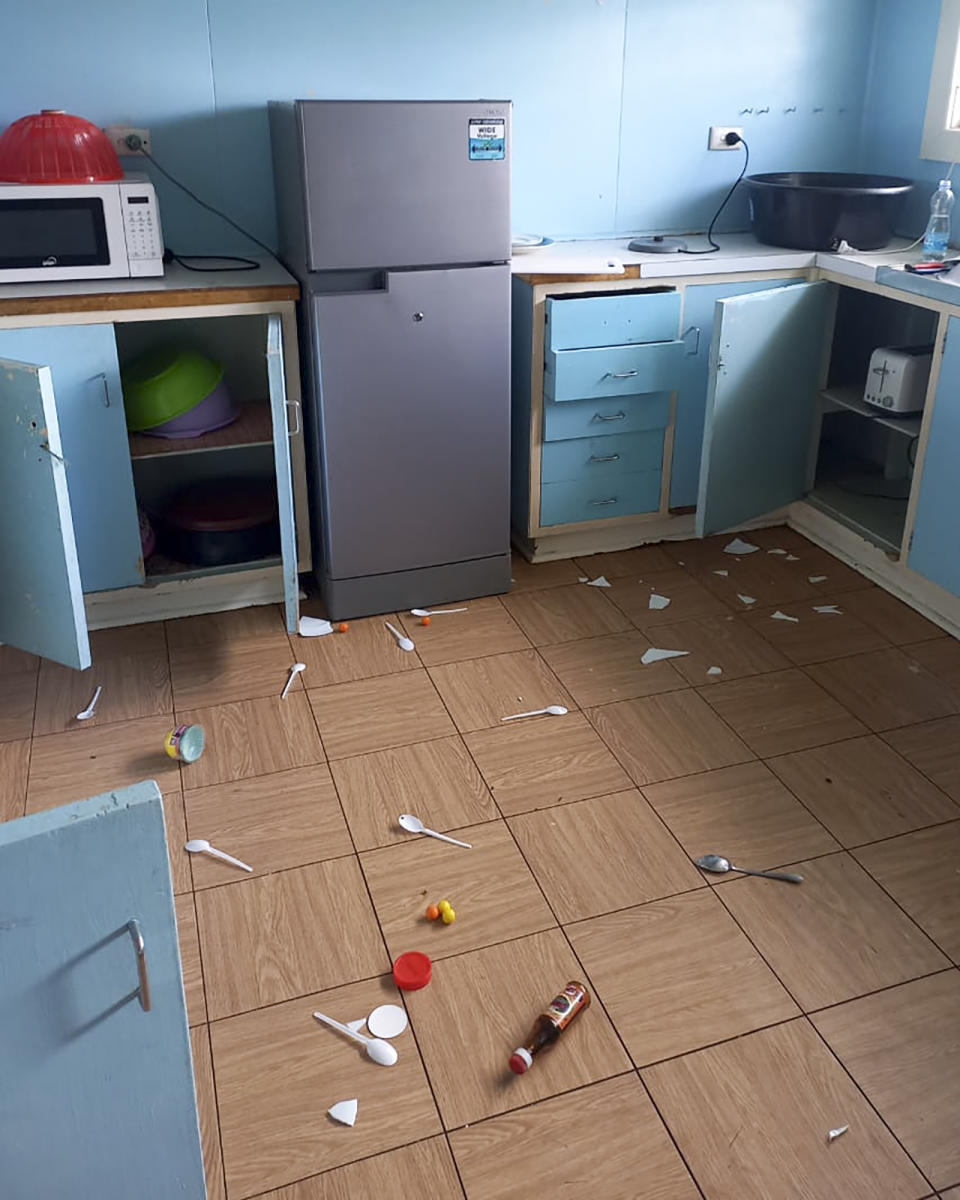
[540,470,662,526]
[543,391,671,442]
[541,430,664,484]
[546,290,680,350]
[545,340,684,402]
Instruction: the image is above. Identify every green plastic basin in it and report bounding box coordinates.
[121,346,224,432]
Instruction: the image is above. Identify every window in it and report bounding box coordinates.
[922,0,960,160]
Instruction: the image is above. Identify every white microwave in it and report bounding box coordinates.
[0,172,164,282]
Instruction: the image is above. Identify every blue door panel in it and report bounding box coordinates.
[266,314,299,632]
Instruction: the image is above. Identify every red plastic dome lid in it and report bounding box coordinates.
[0,110,123,184]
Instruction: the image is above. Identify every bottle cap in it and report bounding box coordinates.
[393,951,432,991]
[509,1047,533,1074]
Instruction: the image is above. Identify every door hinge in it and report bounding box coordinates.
[943,328,949,355]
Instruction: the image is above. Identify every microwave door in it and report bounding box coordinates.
[0,189,127,281]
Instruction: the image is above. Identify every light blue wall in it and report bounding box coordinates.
[0,0,882,254]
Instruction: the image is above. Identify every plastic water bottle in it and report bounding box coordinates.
[922,179,955,260]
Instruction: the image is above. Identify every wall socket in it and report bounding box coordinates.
[104,126,152,156]
[708,126,743,150]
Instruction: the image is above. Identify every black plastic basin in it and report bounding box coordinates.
[744,172,914,251]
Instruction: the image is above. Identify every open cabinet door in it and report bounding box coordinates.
[0,358,90,669]
[696,280,834,536]
[266,314,300,633]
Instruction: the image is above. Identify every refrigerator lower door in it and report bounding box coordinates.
[312,265,510,604]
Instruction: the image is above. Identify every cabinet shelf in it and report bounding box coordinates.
[144,553,282,583]
[128,401,273,459]
[819,385,923,437]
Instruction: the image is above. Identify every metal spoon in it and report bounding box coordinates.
[398,813,472,849]
[313,1010,398,1066]
[385,621,415,652]
[696,853,803,884]
[501,704,568,722]
[185,838,253,873]
[410,607,468,617]
[281,662,306,700]
[75,685,102,721]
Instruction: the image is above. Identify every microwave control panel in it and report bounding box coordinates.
[119,179,164,275]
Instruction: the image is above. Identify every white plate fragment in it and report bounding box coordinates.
[724,538,760,555]
[578,576,589,583]
[641,647,689,665]
[328,1099,358,1127]
[827,1125,848,1144]
[707,666,723,676]
[785,554,800,562]
[814,604,843,615]
[767,548,788,556]
[771,610,799,623]
[808,575,828,584]
[737,594,756,606]
[585,575,611,588]
[299,616,333,637]
[713,569,729,577]
[366,1004,408,1040]
[649,593,671,610]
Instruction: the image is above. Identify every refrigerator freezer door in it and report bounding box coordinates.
[297,100,510,270]
[312,265,510,580]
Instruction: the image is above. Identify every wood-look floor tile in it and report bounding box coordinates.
[177,694,324,789]
[829,586,945,645]
[88,620,167,659]
[573,543,677,578]
[361,819,555,960]
[262,1138,463,1200]
[0,643,39,675]
[190,1025,226,1200]
[166,604,287,654]
[26,715,181,811]
[162,790,192,894]
[428,651,574,733]
[502,583,631,646]
[0,739,29,822]
[588,690,753,785]
[539,631,687,707]
[661,531,742,570]
[508,553,584,592]
[854,822,960,961]
[464,713,632,816]
[813,972,960,1190]
[567,890,798,1064]
[184,765,352,887]
[768,735,959,846]
[653,614,791,686]
[884,716,960,801]
[450,1074,699,1200]
[643,1019,928,1200]
[609,569,732,628]
[745,526,877,593]
[309,670,454,758]
[404,929,631,1128]
[0,670,36,742]
[196,857,388,1020]
[211,977,441,1198]
[396,596,530,665]
[808,648,960,732]
[699,668,867,756]
[509,790,704,922]
[330,736,495,851]
[292,613,421,684]
[694,556,820,609]
[175,892,206,1026]
[171,640,302,709]
[643,760,839,876]
[717,852,948,1010]
[743,601,889,665]
[903,637,960,687]
[33,650,172,735]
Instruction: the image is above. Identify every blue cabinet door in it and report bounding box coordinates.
[0,782,206,1200]
[266,314,300,632]
[908,315,960,596]
[696,281,835,536]
[0,325,143,593]
[671,279,794,508]
[0,358,90,669]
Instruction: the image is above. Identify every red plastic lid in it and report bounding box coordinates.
[509,1050,531,1075]
[0,110,122,184]
[393,951,432,991]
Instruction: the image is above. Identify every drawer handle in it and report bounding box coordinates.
[590,496,619,506]
[593,411,627,422]
[127,918,151,1012]
[589,453,621,463]
[605,370,638,379]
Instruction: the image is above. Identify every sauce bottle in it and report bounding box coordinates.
[508,981,591,1074]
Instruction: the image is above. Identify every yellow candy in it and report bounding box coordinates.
[438,899,452,913]
[441,908,456,925]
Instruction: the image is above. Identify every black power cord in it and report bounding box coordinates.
[124,134,274,271]
[680,132,750,255]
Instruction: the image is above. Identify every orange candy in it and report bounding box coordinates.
[337,622,349,633]
[419,615,431,626]
[425,904,440,921]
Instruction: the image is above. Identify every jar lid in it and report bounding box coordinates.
[393,951,432,991]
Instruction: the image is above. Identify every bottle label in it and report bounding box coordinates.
[544,982,589,1031]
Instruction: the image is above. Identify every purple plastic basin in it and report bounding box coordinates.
[142,379,237,439]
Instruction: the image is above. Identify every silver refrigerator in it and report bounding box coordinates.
[269,100,512,619]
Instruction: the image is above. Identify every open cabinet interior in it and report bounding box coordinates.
[809,287,937,554]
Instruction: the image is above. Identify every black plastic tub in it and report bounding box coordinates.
[744,172,913,251]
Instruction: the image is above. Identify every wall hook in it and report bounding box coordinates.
[738,107,754,115]
[783,106,798,114]
[756,106,770,115]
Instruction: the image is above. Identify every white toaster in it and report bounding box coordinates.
[863,345,934,414]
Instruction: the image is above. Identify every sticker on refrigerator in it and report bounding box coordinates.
[469,118,505,160]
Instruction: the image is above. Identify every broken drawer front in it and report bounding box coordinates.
[546,290,680,351]
[543,391,671,442]
[540,470,662,526]
[541,430,665,485]
[545,340,684,402]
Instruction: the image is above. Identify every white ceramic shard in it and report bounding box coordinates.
[808,575,828,584]
[737,594,756,606]
[827,1125,848,1143]
[641,647,689,665]
[328,1099,358,1127]
[707,666,723,676]
[585,575,611,588]
[713,569,729,577]
[648,594,671,610]
[724,538,759,555]
[785,554,800,561]
[767,548,788,556]
[771,611,799,623]
[299,616,333,637]
[814,605,843,615]
[367,1004,408,1039]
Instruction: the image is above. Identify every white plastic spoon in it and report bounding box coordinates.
[281,662,306,700]
[398,813,472,849]
[501,704,568,722]
[184,839,253,873]
[75,685,102,721]
[410,607,468,617]
[313,1010,398,1066]
[384,621,415,651]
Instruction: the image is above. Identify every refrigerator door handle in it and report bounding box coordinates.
[286,399,302,436]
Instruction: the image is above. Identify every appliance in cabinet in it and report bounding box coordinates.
[269,100,512,618]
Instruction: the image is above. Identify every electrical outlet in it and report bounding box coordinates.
[708,126,743,150]
[104,126,151,156]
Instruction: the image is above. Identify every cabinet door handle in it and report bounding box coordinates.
[605,370,638,379]
[682,325,701,356]
[286,399,301,436]
[589,453,621,463]
[590,496,619,506]
[593,411,627,422]
[127,918,151,1012]
[94,372,110,407]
